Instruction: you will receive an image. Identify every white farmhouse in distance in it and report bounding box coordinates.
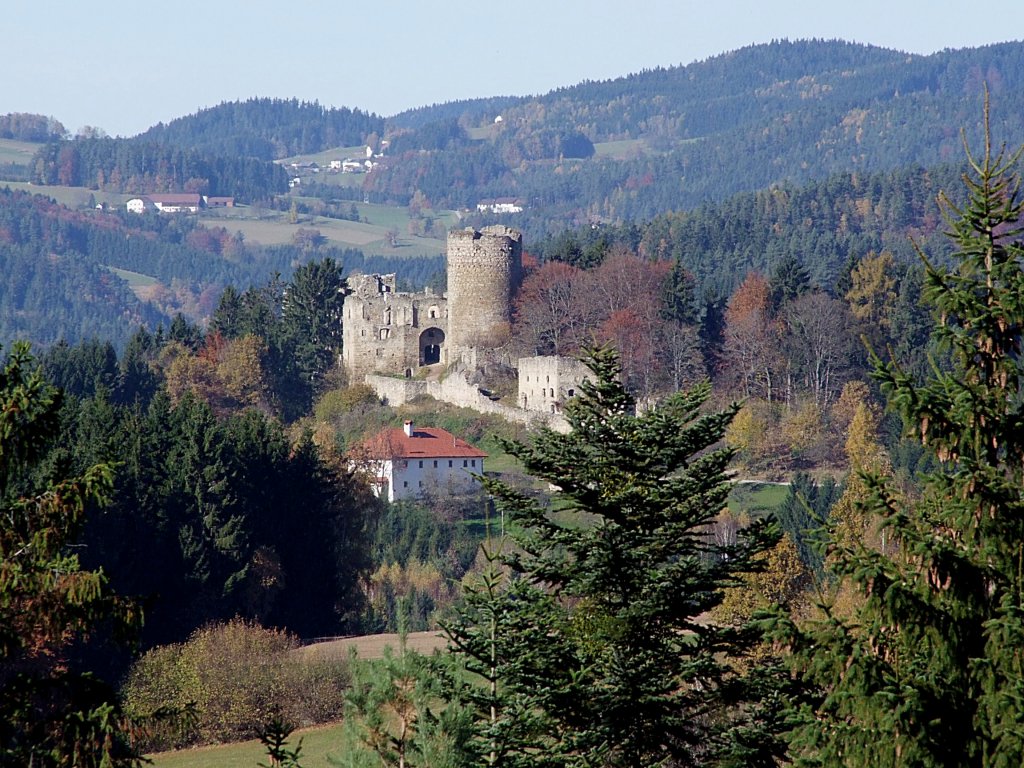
[355,421,487,503]
[476,197,524,214]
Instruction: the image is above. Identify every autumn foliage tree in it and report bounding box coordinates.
[722,271,783,402]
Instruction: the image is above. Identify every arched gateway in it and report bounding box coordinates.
[419,327,445,366]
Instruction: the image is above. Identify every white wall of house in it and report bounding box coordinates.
[386,456,484,502]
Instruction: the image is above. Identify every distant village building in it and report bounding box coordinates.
[476,198,524,214]
[126,194,232,214]
[518,356,592,413]
[329,159,342,170]
[148,193,202,213]
[203,196,235,208]
[356,420,487,502]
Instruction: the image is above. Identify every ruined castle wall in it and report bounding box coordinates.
[365,372,570,433]
[343,273,448,382]
[446,226,522,350]
[518,356,592,413]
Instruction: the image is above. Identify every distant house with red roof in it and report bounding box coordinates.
[354,420,487,502]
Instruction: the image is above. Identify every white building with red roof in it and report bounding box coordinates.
[355,420,487,502]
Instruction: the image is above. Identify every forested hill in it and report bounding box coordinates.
[0,188,442,350]
[375,39,1024,232]
[535,161,966,300]
[26,99,384,202]
[136,98,385,160]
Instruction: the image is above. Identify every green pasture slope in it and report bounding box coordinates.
[202,204,449,256]
[728,481,790,516]
[148,722,347,768]
[0,180,131,210]
[0,137,41,166]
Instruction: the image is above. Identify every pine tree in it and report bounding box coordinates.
[777,102,1024,766]
[448,347,782,767]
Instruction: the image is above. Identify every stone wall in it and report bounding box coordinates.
[365,372,570,433]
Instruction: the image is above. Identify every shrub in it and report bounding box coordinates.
[122,619,348,751]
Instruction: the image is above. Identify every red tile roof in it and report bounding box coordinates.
[361,426,487,460]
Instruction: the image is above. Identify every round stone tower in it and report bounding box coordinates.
[446,225,522,350]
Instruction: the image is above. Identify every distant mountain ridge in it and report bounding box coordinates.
[370,38,1024,240]
[137,97,384,161]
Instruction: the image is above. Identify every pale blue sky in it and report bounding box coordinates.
[4,1,1023,137]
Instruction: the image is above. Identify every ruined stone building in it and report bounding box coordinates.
[342,225,522,382]
[518,355,593,413]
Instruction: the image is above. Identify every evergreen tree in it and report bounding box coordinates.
[0,342,142,766]
[448,347,783,767]
[661,258,698,324]
[769,253,811,311]
[776,104,1024,766]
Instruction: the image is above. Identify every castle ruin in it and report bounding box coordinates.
[343,225,522,382]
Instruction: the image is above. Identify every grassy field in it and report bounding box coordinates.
[296,630,447,664]
[107,266,160,298]
[728,481,790,516]
[279,145,368,168]
[0,137,42,166]
[148,721,348,768]
[593,138,648,159]
[196,197,457,256]
[0,180,131,209]
[148,631,447,768]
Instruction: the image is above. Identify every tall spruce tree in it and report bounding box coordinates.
[776,103,1024,766]
[445,348,782,767]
